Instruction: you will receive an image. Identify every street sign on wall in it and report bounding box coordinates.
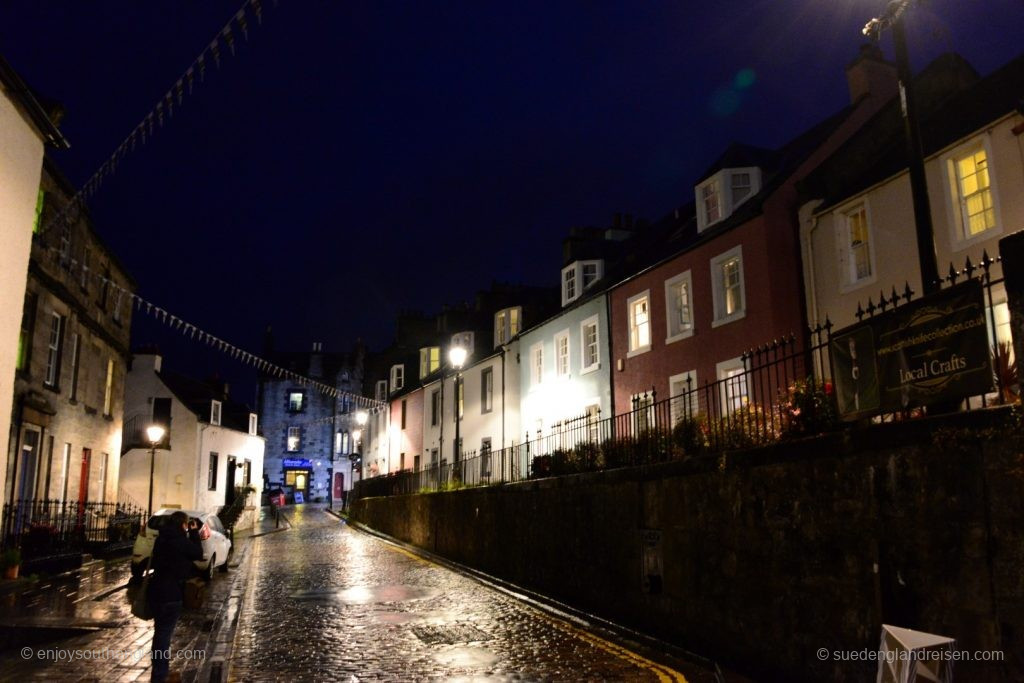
[830,280,993,420]
[282,458,312,468]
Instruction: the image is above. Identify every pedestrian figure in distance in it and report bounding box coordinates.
[149,510,202,683]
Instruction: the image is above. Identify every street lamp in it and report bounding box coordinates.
[145,424,165,518]
[448,346,467,479]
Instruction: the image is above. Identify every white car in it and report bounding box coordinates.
[131,509,231,580]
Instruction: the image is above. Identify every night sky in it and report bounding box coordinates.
[2,1,1022,402]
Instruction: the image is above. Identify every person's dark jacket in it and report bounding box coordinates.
[148,523,203,605]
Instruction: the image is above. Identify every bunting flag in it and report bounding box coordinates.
[36,0,274,239]
[40,242,385,410]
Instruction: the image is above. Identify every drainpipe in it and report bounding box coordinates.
[500,346,506,450]
[604,294,616,421]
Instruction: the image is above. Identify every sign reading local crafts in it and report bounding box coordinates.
[830,280,993,420]
[282,458,312,469]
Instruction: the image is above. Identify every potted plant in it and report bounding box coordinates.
[1,548,21,580]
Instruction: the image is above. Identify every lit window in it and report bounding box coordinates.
[419,346,440,378]
[287,426,301,452]
[950,147,996,238]
[711,247,745,325]
[495,310,507,345]
[581,317,600,371]
[717,358,749,413]
[631,391,655,433]
[288,392,304,412]
[494,307,523,348]
[555,331,570,377]
[509,307,520,336]
[665,271,693,341]
[627,292,651,354]
[842,204,873,285]
[669,371,698,424]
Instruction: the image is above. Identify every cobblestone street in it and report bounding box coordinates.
[230,505,707,682]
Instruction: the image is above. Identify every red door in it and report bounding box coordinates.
[333,472,345,499]
[78,448,91,505]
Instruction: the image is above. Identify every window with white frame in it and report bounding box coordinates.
[530,342,544,385]
[585,403,601,442]
[839,203,874,287]
[248,413,258,436]
[451,331,474,353]
[716,358,748,413]
[580,316,600,372]
[696,168,762,232]
[287,426,301,452]
[947,144,997,241]
[711,246,745,326]
[494,307,522,347]
[627,291,651,355]
[554,330,570,377]
[210,400,222,426]
[390,364,405,391]
[664,271,694,342]
[481,367,493,413]
[561,260,604,306]
[288,391,304,412]
[419,346,440,378]
[45,312,64,387]
[631,391,656,433]
[375,380,388,401]
[669,371,698,424]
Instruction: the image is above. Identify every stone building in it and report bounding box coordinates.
[257,337,366,503]
[5,156,135,507]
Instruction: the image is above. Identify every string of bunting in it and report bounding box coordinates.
[37,0,273,239]
[45,244,386,410]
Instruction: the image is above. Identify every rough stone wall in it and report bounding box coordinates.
[351,410,1024,681]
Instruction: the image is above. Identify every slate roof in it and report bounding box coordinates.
[797,51,1024,213]
[158,369,254,433]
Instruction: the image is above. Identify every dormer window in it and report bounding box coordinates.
[560,260,604,306]
[494,307,522,347]
[375,380,388,401]
[210,400,222,426]
[696,167,762,232]
[419,346,440,379]
[248,413,258,435]
[390,364,405,392]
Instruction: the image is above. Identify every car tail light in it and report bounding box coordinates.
[199,523,210,541]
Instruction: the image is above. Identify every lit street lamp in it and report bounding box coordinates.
[145,424,166,518]
[448,346,467,480]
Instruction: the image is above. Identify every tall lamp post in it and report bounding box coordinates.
[863,0,940,294]
[145,424,165,519]
[448,346,467,480]
[352,409,367,487]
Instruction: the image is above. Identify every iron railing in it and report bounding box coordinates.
[354,255,1013,500]
[0,499,146,565]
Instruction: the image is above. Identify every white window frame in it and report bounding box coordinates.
[562,266,577,306]
[579,315,600,374]
[530,342,544,386]
[390,364,405,391]
[288,391,304,412]
[451,331,474,353]
[581,261,602,289]
[554,329,570,378]
[664,270,695,343]
[287,426,301,452]
[716,357,749,414]
[45,312,63,387]
[494,306,522,348]
[561,260,604,306]
[419,346,440,379]
[626,290,651,357]
[210,399,222,426]
[630,391,656,433]
[696,168,762,232]
[375,380,388,401]
[248,413,258,436]
[711,245,746,327]
[943,135,1002,250]
[835,200,877,293]
[669,370,698,424]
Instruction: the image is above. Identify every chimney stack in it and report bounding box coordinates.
[846,43,898,106]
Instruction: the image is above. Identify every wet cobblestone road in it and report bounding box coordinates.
[230,505,705,682]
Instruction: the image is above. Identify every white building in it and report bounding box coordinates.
[120,354,264,529]
[800,52,1024,345]
[0,56,68,505]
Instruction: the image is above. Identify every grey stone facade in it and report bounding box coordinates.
[5,157,136,506]
[257,341,366,500]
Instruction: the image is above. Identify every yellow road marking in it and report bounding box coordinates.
[378,536,688,682]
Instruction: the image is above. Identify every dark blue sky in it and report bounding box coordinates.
[2,1,1022,399]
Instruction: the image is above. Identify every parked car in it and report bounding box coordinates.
[131,509,231,580]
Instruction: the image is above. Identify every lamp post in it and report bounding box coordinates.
[448,346,467,480]
[353,409,367,481]
[145,424,165,519]
[863,0,940,295]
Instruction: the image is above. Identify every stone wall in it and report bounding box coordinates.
[350,408,1024,681]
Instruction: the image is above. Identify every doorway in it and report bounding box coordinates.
[78,448,91,505]
[226,455,237,505]
[16,425,41,501]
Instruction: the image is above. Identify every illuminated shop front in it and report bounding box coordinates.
[282,457,312,497]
